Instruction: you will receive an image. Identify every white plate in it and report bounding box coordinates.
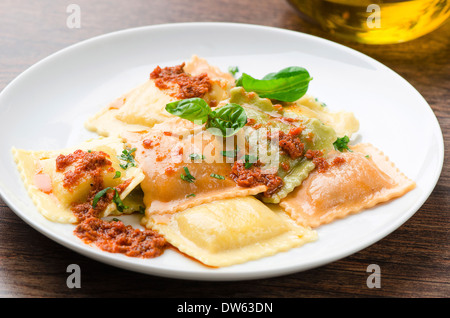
[0,23,444,281]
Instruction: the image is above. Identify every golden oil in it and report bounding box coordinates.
[288,0,450,44]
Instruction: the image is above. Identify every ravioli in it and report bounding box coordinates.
[122,118,267,216]
[85,80,177,137]
[11,55,417,267]
[280,143,416,228]
[143,196,317,267]
[12,137,145,223]
[85,55,234,137]
[184,55,235,82]
[285,94,360,138]
[229,87,337,203]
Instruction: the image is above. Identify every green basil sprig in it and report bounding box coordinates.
[236,66,312,102]
[165,99,247,137]
[165,97,211,124]
[206,103,247,137]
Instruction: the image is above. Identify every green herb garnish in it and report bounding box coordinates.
[180,167,196,183]
[113,171,121,179]
[221,148,239,158]
[206,103,247,137]
[118,147,136,170]
[333,136,352,152]
[210,173,225,180]
[92,187,111,208]
[112,218,120,222]
[165,99,247,137]
[242,154,258,169]
[112,189,128,212]
[186,193,196,198]
[92,187,128,212]
[138,206,145,214]
[236,66,312,102]
[165,98,211,124]
[228,66,239,77]
[189,153,205,161]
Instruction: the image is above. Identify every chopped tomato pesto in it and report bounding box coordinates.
[316,156,346,173]
[150,63,212,100]
[55,149,167,259]
[74,218,166,259]
[230,161,283,197]
[270,131,305,159]
[56,149,114,188]
[71,178,167,259]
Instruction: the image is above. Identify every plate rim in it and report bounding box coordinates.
[0,22,445,281]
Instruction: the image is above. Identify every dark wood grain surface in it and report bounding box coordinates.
[0,0,448,298]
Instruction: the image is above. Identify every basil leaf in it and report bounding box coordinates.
[166,99,247,138]
[235,75,243,87]
[165,98,211,124]
[240,66,312,102]
[206,103,247,137]
[112,189,128,212]
[92,187,112,208]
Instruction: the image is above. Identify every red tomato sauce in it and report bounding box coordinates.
[230,161,283,197]
[56,149,167,259]
[150,63,212,100]
[74,218,166,259]
[55,149,114,189]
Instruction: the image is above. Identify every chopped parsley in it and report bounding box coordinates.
[242,154,258,169]
[113,171,121,179]
[228,66,239,77]
[186,193,196,198]
[112,218,120,222]
[189,153,205,161]
[138,206,146,214]
[92,187,111,208]
[118,147,137,170]
[221,148,239,158]
[181,167,196,183]
[112,189,128,212]
[333,136,352,152]
[314,97,326,107]
[365,155,370,158]
[92,187,128,212]
[210,173,225,180]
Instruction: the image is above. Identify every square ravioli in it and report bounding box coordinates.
[12,137,145,223]
[122,118,267,216]
[280,143,416,228]
[85,55,234,137]
[143,196,317,267]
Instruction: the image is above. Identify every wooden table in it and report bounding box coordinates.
[0,0,448,298]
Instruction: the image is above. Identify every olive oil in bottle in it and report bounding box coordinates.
[288,0,450,44]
